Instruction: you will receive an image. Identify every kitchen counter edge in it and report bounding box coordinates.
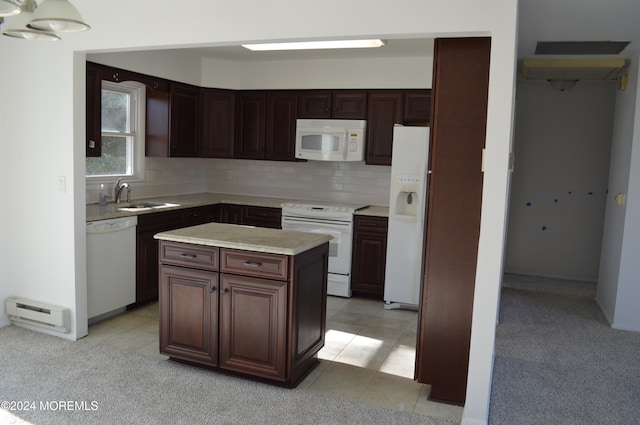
[154,222,332,256]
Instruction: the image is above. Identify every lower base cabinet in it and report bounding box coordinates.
[351,215,388,299]
[160,264,218,366]
[159,240,328,387]
[219,273,287,380]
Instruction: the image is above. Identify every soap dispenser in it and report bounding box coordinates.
[99,184,108,206]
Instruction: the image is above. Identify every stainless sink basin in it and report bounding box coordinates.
[117,201,179,211]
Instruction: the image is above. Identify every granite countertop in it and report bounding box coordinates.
[86,193,291,222]
[155,222,332,256]
[87,192,388,222]
[355,205,389,217]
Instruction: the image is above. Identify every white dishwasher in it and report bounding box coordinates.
[86,216,137,323]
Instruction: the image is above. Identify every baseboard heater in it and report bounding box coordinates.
[5,297,70,333]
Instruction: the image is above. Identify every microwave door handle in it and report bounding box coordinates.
[342,131,348,160]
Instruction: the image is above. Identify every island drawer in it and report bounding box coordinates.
[160,241,218,271]
[220,249,288,281]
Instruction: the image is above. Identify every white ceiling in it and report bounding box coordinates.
[517,0,640,60]
[169,0,640,77]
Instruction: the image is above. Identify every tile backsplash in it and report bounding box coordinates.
[86,157,391,206]
[205,159,391,206]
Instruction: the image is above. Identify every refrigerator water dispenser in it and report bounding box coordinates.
[390,175,422,220]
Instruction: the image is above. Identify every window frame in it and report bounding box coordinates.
[86,80,146,184]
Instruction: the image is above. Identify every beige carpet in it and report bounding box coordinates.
[0,325,453,425]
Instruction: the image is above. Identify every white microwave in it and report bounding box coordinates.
[295,119,366,161]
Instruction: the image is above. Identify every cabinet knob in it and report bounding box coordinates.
[221,288,228,295]
[209,286,216,293]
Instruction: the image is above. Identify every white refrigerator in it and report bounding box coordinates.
[384,125,430,310]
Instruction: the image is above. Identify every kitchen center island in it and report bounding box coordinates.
[154,222,330,388]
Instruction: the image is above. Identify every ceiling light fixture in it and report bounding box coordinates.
[547,79,578,92]
[0,0,21,17]
[0,0,89,40]
[242,39,385,51]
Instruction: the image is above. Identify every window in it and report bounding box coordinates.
[86,81,146,181]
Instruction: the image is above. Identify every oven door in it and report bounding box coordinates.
[280,216,352,275]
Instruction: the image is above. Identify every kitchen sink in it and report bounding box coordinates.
[117,201,179,211]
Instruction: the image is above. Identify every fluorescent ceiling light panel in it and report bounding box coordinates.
[242,39,385,51]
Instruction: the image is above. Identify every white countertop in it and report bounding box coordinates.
[154,222,332,256]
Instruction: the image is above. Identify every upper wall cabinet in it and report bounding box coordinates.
[365,90,404,165]
[365,89,432,166]
[266,91,299,161]
[404,90,432,124]
[298,90,367,119]
[201,88,236,158]
[86,62,102,157]
[86,62,429,164]
[235,91,267,160]
[147,81,200,157]
[235,91,299,162]
[169,83,201,157]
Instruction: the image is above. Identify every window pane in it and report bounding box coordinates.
[86,136,129,176]
[102,90,130,132]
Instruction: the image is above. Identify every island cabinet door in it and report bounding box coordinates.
[219,274,287,381]
[159,265,218,366]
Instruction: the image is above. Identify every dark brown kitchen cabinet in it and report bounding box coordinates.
[243,206,282,229]
[332,90,368,119]
[160,263,218,366]
[158,240,329,387]
[403,90,431,124]
[298,90,331,118]
[266,91,299,161]
[145,86,170,157]
[365,91,404,165]
[235,91,267,159]
[298,90,367,119]
[351,215,388,299]
[201,88,236,158]
[86,62,102,157]
[169,83,201,157]
[136,210,184,305]
[219,204,244,224]
[135,206,210,305]
[416,37,490,406]
[219,272,287,380]
[216,204,282,229]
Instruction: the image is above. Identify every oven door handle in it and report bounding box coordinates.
[281,216,352,230]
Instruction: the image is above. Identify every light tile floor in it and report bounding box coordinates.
[86,296,462,423]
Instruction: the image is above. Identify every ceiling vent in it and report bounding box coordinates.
[521,57,627,81]
[535,41,630,55]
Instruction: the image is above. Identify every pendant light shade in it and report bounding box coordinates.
[2,6,60,40]
[28,0,90,32]
[0,0,20,17]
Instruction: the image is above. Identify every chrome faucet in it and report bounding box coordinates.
[114,178,131,204]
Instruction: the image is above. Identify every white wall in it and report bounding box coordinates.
[1,44,84,339]
[0,1,519,424]
[0,75,10,328]
[88,50,203,86]
[203,56,433,89]
[598,52,640,332]
[506,80,616,281]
